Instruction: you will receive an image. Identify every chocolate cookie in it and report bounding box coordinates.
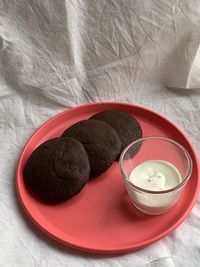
[24,137,90,203]
[90,110,142,154]
[62,120,121,178]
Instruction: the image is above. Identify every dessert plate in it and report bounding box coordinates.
[16,102,200,253]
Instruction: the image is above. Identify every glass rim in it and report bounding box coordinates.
[119,136,193,194]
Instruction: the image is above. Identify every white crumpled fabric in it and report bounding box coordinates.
[1,0,200,266]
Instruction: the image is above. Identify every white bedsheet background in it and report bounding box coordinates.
[1,0,200,266]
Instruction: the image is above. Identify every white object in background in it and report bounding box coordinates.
[166,30,200,90]
[187,45,200,89]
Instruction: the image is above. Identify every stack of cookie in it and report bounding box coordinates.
[24,110,142,204]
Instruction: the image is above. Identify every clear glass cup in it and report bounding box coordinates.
[119,136,193,215]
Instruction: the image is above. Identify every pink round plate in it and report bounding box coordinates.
[16,102,200,253]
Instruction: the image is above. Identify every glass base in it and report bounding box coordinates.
[130,199,174,216]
